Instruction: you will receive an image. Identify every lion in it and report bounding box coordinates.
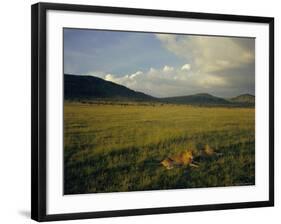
[161,150,199,169]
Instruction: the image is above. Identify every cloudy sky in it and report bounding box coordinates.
[64,28,255,98]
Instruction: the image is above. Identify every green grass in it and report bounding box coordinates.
[64,102,255,194]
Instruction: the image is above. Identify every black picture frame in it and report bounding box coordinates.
[31,2,274,222]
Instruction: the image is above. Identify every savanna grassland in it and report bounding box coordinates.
[64,102,255,194]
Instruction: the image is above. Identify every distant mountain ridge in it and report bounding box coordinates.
[64,74,155,101]
[64,74,254,107]
[230,94,255,105]
[161,93,231,105]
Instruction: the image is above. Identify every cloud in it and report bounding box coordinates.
[98,62,237,97]
[155,34,255,73]
[105,74,115,81]
[181,64,191,71]
[198,74,228,88]
[86,34,255,98]
[163,65,174,72]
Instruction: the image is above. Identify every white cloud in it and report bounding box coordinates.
[129,71,143,79]
[105,74,115,81]
[181,64,191,71]
[156,34,255,73]
[100,63,232,97]
[163,65,174,72]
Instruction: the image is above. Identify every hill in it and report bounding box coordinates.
[161,93,231,105]
[230,94,255,105]
[64,74,254,107]
[64,74,155,101]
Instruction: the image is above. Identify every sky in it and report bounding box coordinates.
[64,28,255,98]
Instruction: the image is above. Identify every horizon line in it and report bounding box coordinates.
[64,73,255,99]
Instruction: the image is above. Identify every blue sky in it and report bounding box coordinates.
[64,28,255,98]
[64,29,185,76]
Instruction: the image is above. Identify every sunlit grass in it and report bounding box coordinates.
[64,102,255,194]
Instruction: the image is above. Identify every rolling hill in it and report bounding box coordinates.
[230,94,255,105]
[64,74,155,101]
[161,93,231,105]
[64,74,254,107]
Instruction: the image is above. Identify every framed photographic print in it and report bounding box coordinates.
[31,2,274,222]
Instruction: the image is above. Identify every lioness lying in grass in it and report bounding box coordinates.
[161,144,222,169]
[161,150,199,169]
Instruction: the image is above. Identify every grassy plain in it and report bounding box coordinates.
[64,102,255,194]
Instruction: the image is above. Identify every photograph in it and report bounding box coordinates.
[63,28,255,194]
